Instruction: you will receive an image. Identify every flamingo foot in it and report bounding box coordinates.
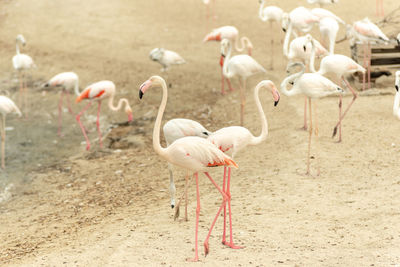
[86,144,91,151]
[300,125,307,131]
[186,256,199,262]
[204,242,209,256]
[221,90,227,95]
[222,241,244,249]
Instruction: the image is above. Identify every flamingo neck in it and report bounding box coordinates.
[222,42,234,79]
[258,1,267,21]
[234,36,250,53]
[153,77,168,156]
[251,82,269,145]
[283,22,293,57]
[393,92,400,117]
[309,40,317,73]
[16,41,20,55]
[280,66,305,97]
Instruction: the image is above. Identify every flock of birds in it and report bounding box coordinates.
[1,0,400,262]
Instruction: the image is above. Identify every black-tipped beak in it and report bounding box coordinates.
[221,54,225,58]
[396,85,399,92]
[274,100,279,106]
[282,28,286,33]
[139,89,144,99]
[303,45,306,52]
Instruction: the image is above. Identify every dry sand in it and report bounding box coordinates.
[1,0,400,266]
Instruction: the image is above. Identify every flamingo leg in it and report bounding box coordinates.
[224,167,244,249]
[303,96,308,130]
[168,162,176,209]
[314,101,320,176]
[174,172,193,221]
[0,115,5,169]
[22,73,28,116]
[58,91,64,137]
[306,97,313,175]
[226,78,235,92]
[203,172,228,256]
[185,171,189,221]
[222,166,227,244]
[239,78,246,126]
[76,101,92,151]
[65,90,74,114]
[18,72,22,108]
[187,172,200,262]
[96,101,103,148]
[332,77,358,140]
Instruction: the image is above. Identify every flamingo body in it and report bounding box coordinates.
[12,54,35,71]
[45,72,79,94]
[259,0,283,23]
[225,55,266,79]
[149,48,185,72]
[311,8,344,24]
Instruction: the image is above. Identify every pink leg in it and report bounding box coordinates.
[96,101,103,148]
[203,172,228,256]
[239,78,246,126]
[76,102,92,151]
[18,72,22,108]
[65,91,74,114]
[187,173,200,262]
[376,0,379,16]
[306,98,313,175]
[222,166,227,244]
[223,167,244,249]
[58,91,64,137]
[332,78,358,139]
[302,96,308,130]
[226,77,235,92]
[381,0,384,16]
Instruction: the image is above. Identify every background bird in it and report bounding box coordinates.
[149,48,185,72]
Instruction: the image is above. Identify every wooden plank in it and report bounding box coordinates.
[371,46,400,53]
[371,57,400,65]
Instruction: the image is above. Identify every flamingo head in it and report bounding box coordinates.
[125,106,133,122]
[281,13,289,32]
[139,76,163,99]
[303,34,313,52]
[268,81,280,106]
[247,44,253,56]
[395,71,400,92]
[16,34,26,46]
[149,48,164,61]
[203,32,221,43]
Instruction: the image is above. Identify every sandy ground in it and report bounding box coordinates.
[1,0,400,266]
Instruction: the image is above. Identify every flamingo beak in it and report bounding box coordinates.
[303,45,306,52]
[395,85,399,92]
[272,87,280,106]
[282,28,286,33]
[128,112,133,122]
[139,80,152,99]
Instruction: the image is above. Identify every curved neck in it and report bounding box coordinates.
[258,1,267,21]
[234,36,249,53]
[153,78,168,156]
[251,83,269,145]
[393,92,400,117]
[222,42,234,78]
[16,41,20,55]
[74,77,80,96]
[107,93,131,113]
[283,22,293,57]
[309,39,317,73]
[280,67,305,96]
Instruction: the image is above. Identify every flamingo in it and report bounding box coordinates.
[75,81,133,151]
[286,34,328,130]
[163,118,212,220]
[0,96,22,169]
[347,18,389,90]
[393,71,400,119]
[203,26,253,94]
[318,17,339,54]
[43,72,81,136]
[138,75,238,261]
[311,8,345,24]
[258,0,284,70]
[280,62,343,175]
[305,35,365,142]
[220,38,266,126]
[307,0,339,7]
[149,48,185,72]
[206,80,280,250]
[12,34,36,111]
[282,6,319,45]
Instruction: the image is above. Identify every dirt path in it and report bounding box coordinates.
[1,0,400,266]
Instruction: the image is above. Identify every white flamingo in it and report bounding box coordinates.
[258,0,284,69]
[149,48,185,72]
[280,62,343,175]
[163,118,212,220]
[44,72,80,136]
[12,34,36,110]
[305,35,365,142]
[220,38,266,126]
[139,75,238,261]
[0,96,22,169]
